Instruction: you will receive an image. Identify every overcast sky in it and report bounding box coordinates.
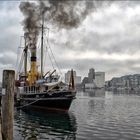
[0,1,140,81]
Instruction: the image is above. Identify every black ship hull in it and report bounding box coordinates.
[18,90,76,111]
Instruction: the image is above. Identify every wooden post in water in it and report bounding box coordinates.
[1,70,15,140]
[0,118,2,140]
[0,92,2,140]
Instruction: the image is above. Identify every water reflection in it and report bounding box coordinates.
[83,89,105,97]
[14,109,77,140]
[14,91,140,140]
[109,88,140,95]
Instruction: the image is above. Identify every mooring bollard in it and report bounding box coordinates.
[1,70,15,140]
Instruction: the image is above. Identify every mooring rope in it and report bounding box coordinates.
[16,98,41,109]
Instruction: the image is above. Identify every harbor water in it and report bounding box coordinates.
[14,90,140,140]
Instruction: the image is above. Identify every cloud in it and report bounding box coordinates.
[44,1,140,80]
[0,2,23,80]
[0,1,140,81]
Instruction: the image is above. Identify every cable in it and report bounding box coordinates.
[18,51,24,74]
[44,29,63,76]
[44,38,55,70]
[16,98,41,109]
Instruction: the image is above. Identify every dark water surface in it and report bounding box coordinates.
[14,90,140,140]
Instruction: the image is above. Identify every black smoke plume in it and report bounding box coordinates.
[20,0,95,47]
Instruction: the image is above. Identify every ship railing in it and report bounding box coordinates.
[23,86,40,94]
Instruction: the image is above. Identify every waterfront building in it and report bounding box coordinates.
[65,70,81,84]
[95,72,105,88]
[107,74,140,90]
[76,76,81,84]
[65,70,76,84]
[82,68,105,89]
[82,77,88,85]
[85,82,96,89]
[88,68,95,83]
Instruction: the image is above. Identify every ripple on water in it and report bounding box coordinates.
[14,91,140,140]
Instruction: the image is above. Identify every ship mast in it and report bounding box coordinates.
[24,35,28,81]
[41,14,44,79]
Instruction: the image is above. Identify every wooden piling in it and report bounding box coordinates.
[1,70,15,140]
[0,122,2,140]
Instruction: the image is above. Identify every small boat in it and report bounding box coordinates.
[15,15,76,111]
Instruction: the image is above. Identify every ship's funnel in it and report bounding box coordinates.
[27,44,38,85]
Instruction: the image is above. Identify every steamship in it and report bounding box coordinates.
[15,20,76,112]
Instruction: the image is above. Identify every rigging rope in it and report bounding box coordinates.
[16,37,24,79]
[15,36,23,70]
[18,51,24,74]
[44,38,55,70]
[16,98,41,109]
[44,30,63,76]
